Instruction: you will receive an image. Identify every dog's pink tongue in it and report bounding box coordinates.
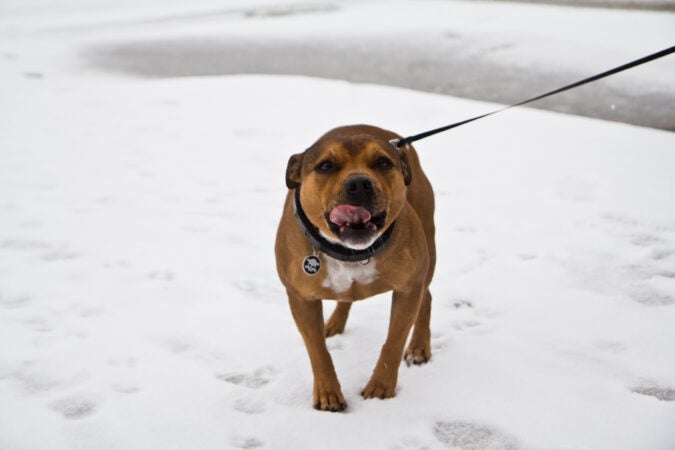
[329,205,372,227]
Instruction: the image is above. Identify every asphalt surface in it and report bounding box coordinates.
[83,0,675,131]
[488,0,675,10]
[88,36,675,131]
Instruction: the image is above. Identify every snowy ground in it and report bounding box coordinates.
[1,1,675,450]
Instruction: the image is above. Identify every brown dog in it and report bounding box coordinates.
[275,124,435,411]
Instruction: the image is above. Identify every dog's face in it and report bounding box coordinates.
[286,129,411,249]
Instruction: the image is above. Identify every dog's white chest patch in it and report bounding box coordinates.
[322,257,378,293]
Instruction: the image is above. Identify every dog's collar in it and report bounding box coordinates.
[293,188,395,263]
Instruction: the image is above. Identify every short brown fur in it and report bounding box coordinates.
[275,124,436,411]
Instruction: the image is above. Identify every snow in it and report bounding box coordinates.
[1,1,675,450]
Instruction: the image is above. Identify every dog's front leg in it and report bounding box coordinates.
[287,291,347,412]
[362,285,423,399]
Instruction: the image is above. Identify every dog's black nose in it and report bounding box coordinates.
[345,175,374,202]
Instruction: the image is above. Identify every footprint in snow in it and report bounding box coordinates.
[232,280,264,297]
[24,72,44,80]
[393,436,435,449]
[594,340,626,354]
[0,291,32,309]
[0,238,51,252]
[630,233,665,248]
[451,300,474,309]
[579,215,675,306]
[452,320,483,331]
[231,436,264,449]
[232,280,281,303]
[2,52,19,60]
[433,421,520,450]
[456,250,494,275]
[12,366,63,394]
[632,385,675,402]
[21,315,53,333]
[601,213,675,253]
[651,248,674,261]
[448,299,498,334]
[627,285,674,306]
[19,219,43,229]
[217,366,278,389]
[601,213,641,228]
[431,332,451,352]
[0,239,80,262]
[161,336,195,354]
[102,260,131,269]
[147,271,175,281]
[234,397,266,415]
[110,380,141,394]
[41,248,81,262]
[50,395,98,420]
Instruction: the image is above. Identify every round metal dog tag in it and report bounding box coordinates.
[302,255,321,275]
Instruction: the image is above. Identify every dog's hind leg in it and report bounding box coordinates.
[405,212,435,366]
[404,288,432,365]
[325,302,352,337]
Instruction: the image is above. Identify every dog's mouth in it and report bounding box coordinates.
[326,205,386,246]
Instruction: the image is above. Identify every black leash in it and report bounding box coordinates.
[391,45,675,148]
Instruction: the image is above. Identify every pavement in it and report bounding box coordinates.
[76,1,675,131]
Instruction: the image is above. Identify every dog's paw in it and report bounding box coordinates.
[324,317,346,338]
[404,343,431,367]
[313,384,347,412]
[361,378,396,400]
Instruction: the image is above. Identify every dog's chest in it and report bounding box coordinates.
[322,257,378,294]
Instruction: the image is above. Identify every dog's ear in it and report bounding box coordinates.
[285,153,303,189]
[399,151,412,186]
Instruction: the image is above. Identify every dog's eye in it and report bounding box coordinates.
[375,157,394,170]
[315,160,337,173]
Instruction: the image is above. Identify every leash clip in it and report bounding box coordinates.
[389,138,410,151]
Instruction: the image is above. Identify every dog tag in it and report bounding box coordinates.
[302,255,321,275]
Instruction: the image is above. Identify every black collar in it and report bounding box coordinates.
[293,188,395,262]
